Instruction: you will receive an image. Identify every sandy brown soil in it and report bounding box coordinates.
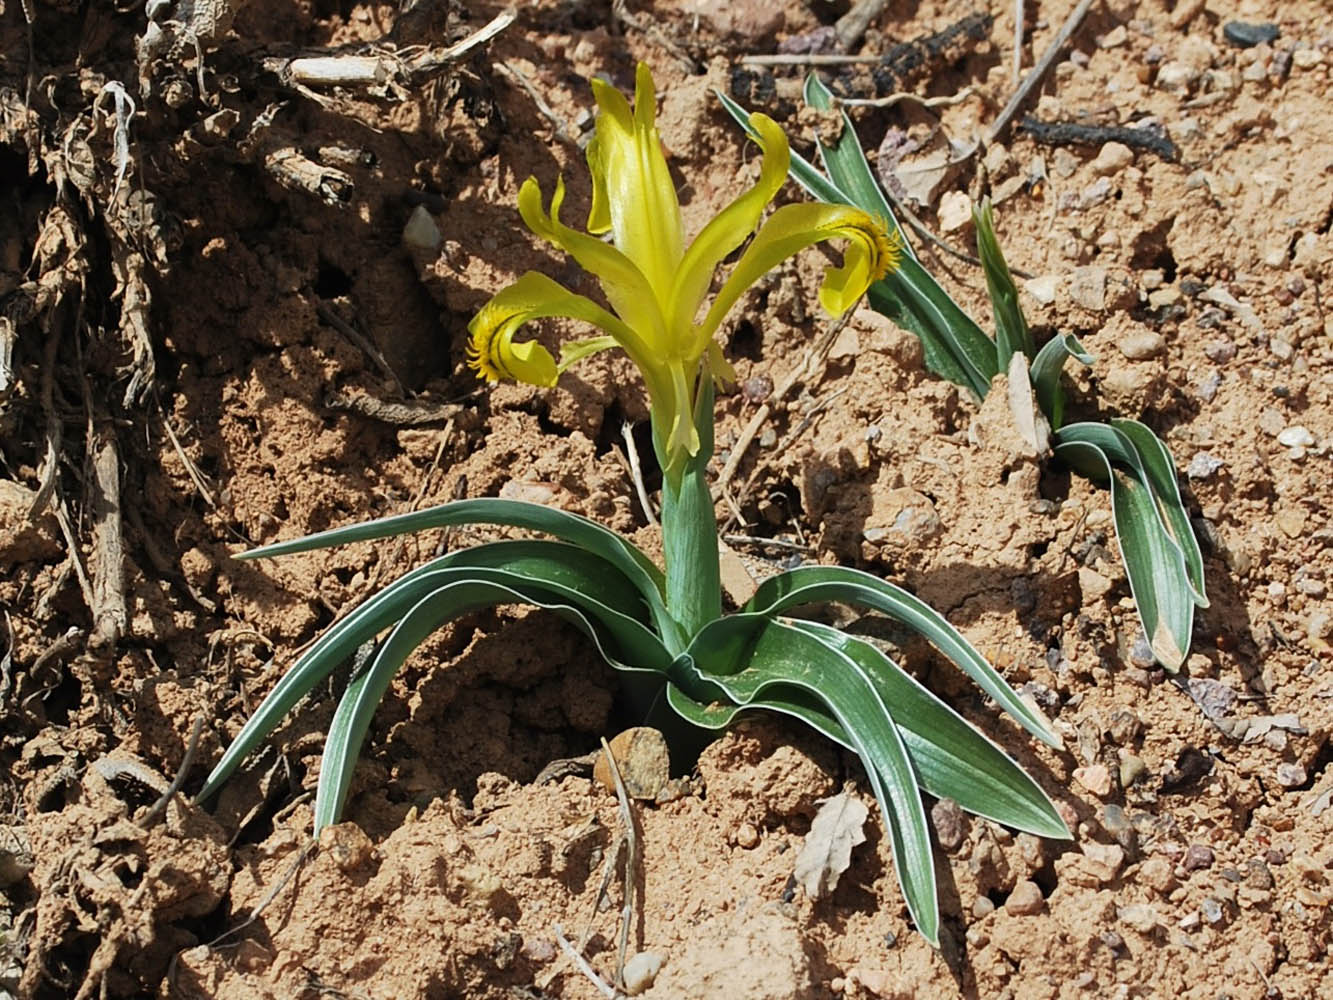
[2,0,1332,997]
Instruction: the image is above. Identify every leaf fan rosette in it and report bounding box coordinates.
[197,64,1068,948]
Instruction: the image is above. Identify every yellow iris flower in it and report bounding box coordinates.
[469,63,899,475]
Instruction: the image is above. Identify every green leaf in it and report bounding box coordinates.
[317,571,672,829]
[716,87,998,400]
[237,497,683,654]
[1053,435,1195,671]
[801,73,912,255]
[198,541,670,804]
[792,622,1069,839]
[676,616,939,945]
[973,198,1034,369]
[1030,333,1093,430]
[1109,419,1208,607]
[742,566,1062,748]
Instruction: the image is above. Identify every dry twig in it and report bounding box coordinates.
[987,0,1095,144]
[138,715,205,829]
[620,423,657,527]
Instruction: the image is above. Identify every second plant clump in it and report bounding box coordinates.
[197,64,1069,945]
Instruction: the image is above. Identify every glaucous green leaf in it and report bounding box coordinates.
[1030,332,1093,430]
[236,496,682,653]
[317,571,672,829]
[1054,434,1194,671]
[676,616,939,945]
[742,566,1061,748]
[198,541,669,804]
[972,198,1034,369]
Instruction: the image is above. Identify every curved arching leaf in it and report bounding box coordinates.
[1110,419,1208,607]
[741,566,1061,748]
[675,616,939,945]
[1030,333,1093,430]
[236,497,681,652]
[198,541,669,803]
[1054,436,1194,671]
[318,574,670,829]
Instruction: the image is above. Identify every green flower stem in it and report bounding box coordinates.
[654,377,722,639]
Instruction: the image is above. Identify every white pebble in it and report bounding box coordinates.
[1276,426,1314,448]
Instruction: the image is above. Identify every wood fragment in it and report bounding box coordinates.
[599,737,640,993]
[315,301,405,395]
[835,0,889,51]
[323,389,460,426]
[494,61,580,147]
[88,424,127,651]
[554,924,617,1000]
[1017,117,1179,161]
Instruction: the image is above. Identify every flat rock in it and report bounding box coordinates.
[1117,329,1167,360]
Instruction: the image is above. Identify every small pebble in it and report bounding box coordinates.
[1195,372,1221,402]
[1203,339,1236,363]
[1139,856,1177,894]
[1179,910,1201,931]
[1223,22,1280,48]
[1187,453,1224,480]
[1118,754,1148,789]
[1091,141,1134,175]
[1292,48,1323,69]
[1155,62,1198,91]
[1296,578,1326,598]
[1024,274,1059,305]
[931,798,968,852]
[622,951,667,996]
[1200,897,1224,924]
[1099,25,1128,48]
[1117,903,1160,934]
[1129,634,1156,669]
[734,822,760,849]
[1005,879,1045,915]
[402,205,443,252]
[1276,762,1307,788]
[1276,426,1314,448]
[1074,764,1114,799]
[973,896,996,918]
[1183,843,1214,872]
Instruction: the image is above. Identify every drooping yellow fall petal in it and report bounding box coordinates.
[669,112,790,354]
[468,272,646,388]
[587,64,684,311]
[697,203,899,346]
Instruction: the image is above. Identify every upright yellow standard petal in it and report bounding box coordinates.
[587,64,684,311]
[517,176,669,354]
[697,203,899,346]
[669,112,790,354]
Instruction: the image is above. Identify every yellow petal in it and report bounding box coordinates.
[670,112,790,355]
[588,63,683,307]
[518,175,670,354]
[698,204,899,345]
[468,272,646,388]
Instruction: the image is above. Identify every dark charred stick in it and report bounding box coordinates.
[1018,117,1179,161]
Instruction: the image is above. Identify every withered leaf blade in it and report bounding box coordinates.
[794,790,868,899]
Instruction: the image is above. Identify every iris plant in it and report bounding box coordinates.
[198,65,1068,944]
